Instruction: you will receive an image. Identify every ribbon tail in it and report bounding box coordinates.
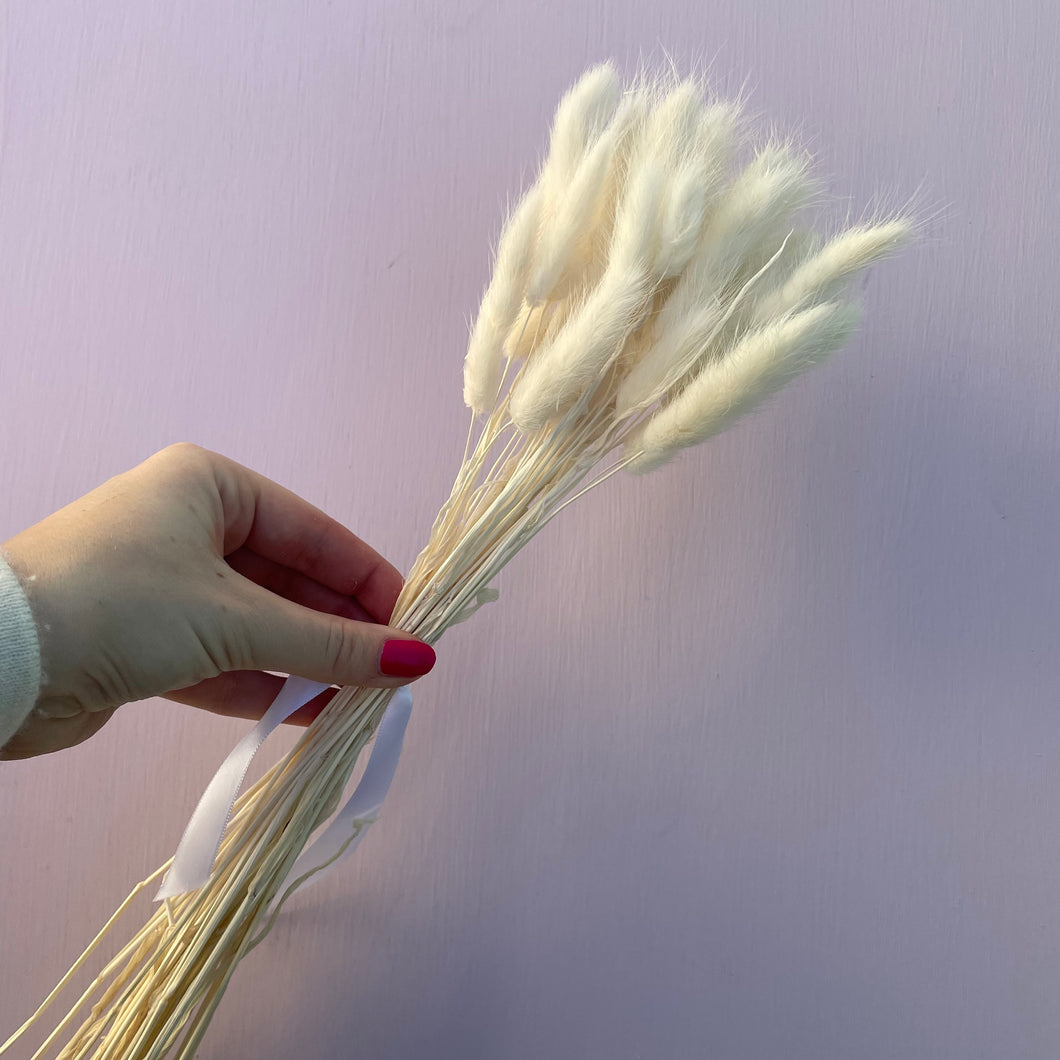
[275,684,414,902]
[155,676,330,901]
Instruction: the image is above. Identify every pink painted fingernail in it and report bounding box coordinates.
[380,639,436,678]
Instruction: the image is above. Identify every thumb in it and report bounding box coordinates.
[231,589,435,688]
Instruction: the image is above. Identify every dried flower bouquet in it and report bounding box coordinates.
[3,63,910,1059]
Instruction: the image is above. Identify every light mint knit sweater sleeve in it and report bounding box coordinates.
[0,552,41,749]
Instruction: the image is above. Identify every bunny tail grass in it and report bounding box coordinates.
[5,62,912,1060]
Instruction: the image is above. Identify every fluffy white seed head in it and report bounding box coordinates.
[695,101,741,167]
[752,219,913,321]
[650,101,742,282]
[697,145,814,282]
[545,63,623,185]
[462,309,508,414]
[655,164,709,279]
[646,80,704,163]
[646,147,807,336]
[614,298,723,417]
[463,184,545,412]
[610,155,667,273]
[625,301,860,473]
[527,94,639,305]
[533,64,624,289]
[510,264,651,431]
[615,82,726,282]
[610,146,811,414]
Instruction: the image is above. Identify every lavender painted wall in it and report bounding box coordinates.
[2,2,1058,1057]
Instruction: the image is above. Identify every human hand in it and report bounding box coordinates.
[0,443,434,759]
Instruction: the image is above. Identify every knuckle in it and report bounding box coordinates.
[159,441,207,464]
[323,621,369,679]
[192,611,246,677]
[140,443,212,488]
[214,625,250,674]
[152,443,220,483]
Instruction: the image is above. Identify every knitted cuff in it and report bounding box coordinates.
[0,550,42,749]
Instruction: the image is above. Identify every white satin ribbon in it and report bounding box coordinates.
[155,677,411,902]
[278,684,412,897]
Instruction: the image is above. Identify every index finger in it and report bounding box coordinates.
[208,451,404,624]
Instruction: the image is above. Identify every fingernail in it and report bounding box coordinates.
[380,639,436,678]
